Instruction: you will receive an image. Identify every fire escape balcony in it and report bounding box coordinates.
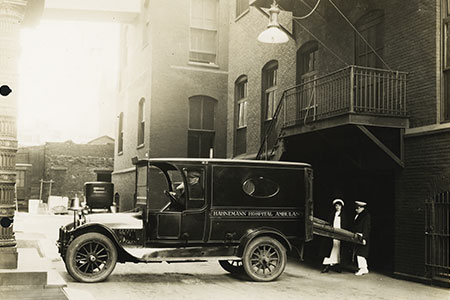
[258,65,408,162]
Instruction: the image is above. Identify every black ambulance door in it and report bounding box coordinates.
[146,164,182,241]
[179,165,207,243]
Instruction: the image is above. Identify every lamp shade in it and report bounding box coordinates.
[257,26,289,44]
[257,1,289,44]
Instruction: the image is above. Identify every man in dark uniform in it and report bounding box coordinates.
[353,200,371,276]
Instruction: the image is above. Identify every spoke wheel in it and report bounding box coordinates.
[219,260,244,274]
[65,232,117,283]
[243,236,286,282]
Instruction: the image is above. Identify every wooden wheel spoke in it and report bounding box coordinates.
[92,260,102,271]
[81,261,91,273]
[80,245,90,255]
[92,243,99,255]
[96,247,106,256]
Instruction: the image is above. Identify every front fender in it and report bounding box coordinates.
[237,227,292,257]
[60,223,139,263]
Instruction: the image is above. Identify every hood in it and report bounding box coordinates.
[86,212,143,229]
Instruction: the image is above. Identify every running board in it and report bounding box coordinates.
[123,246,240,262]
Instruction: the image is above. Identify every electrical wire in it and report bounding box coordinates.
[327,0,392,71]
[293,0,321,20]
[277,2,349,67]
[292,17,349,66]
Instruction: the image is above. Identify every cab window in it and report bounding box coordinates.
[147,165,172,210]
[182,167,205,210]
[136,165,147,206]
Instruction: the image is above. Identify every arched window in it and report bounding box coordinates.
[118,112,124,154]
[262,60,278,121]
[296,41,318,121]
[355,10,384,68]
[261,60,278,142]
[235,75,248,155]
[296,41,318,85]
[188,96,216,157]
[137,98,145,147]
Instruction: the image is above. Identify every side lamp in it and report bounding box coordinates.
[257,1,289,44]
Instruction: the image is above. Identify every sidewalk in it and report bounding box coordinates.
[10,211,91,300]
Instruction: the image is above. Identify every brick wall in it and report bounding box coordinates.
[18,142,114,202]
[228,0,443,280]
[113,0,230,209]
[45,142,114,199]
[228,5,297,157]
[396,130,450,277]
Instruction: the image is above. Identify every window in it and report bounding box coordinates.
[190,0,218,64]
[16,170,25,188]
[136,165,147,206]
[297,41,318,84]
[355,10,384,68]
[181,167,205,209]
[137,98,145,146]
[242,177,280,198]
[262,61,278,121]
[236,0,249,18]
[443,1,450,121]
[118,112,124,154]
[235,75,248,155]
[188,96,216,157]
[296,41,318,121]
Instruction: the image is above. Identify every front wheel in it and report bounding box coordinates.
[219,260,244,274]
[65,232,117,283]
[242,236,287,282]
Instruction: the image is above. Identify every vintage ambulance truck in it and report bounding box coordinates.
[57,158,314,283]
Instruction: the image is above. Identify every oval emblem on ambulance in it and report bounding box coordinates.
[242,177,280,198]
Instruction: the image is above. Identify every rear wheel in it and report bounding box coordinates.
[219,260,244,274]
[242,236,286,282]
[65,232,117,283]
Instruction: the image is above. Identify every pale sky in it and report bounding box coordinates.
[18,20,120,146]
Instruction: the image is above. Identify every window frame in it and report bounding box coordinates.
[262,61,278,121]
[118,112,124,155]
[137,98,145,147]
[189,0,219,65]
[443,0,450,122]
[235,75,248,156]
[354,10,384,68]
[188,96,217,158]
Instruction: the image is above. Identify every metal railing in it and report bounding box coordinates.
[425,192,450,284]
[257,65,407,160]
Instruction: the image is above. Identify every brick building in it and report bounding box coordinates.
[112,0,448,284]
[16,139,114,210]
[225,0,448,285]
[112,0,229,211]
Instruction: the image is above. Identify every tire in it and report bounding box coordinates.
[219,260,244,274]
[242,236,287,282]
[65,232,118,283]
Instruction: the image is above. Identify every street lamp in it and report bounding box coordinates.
[257,1,289,44]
